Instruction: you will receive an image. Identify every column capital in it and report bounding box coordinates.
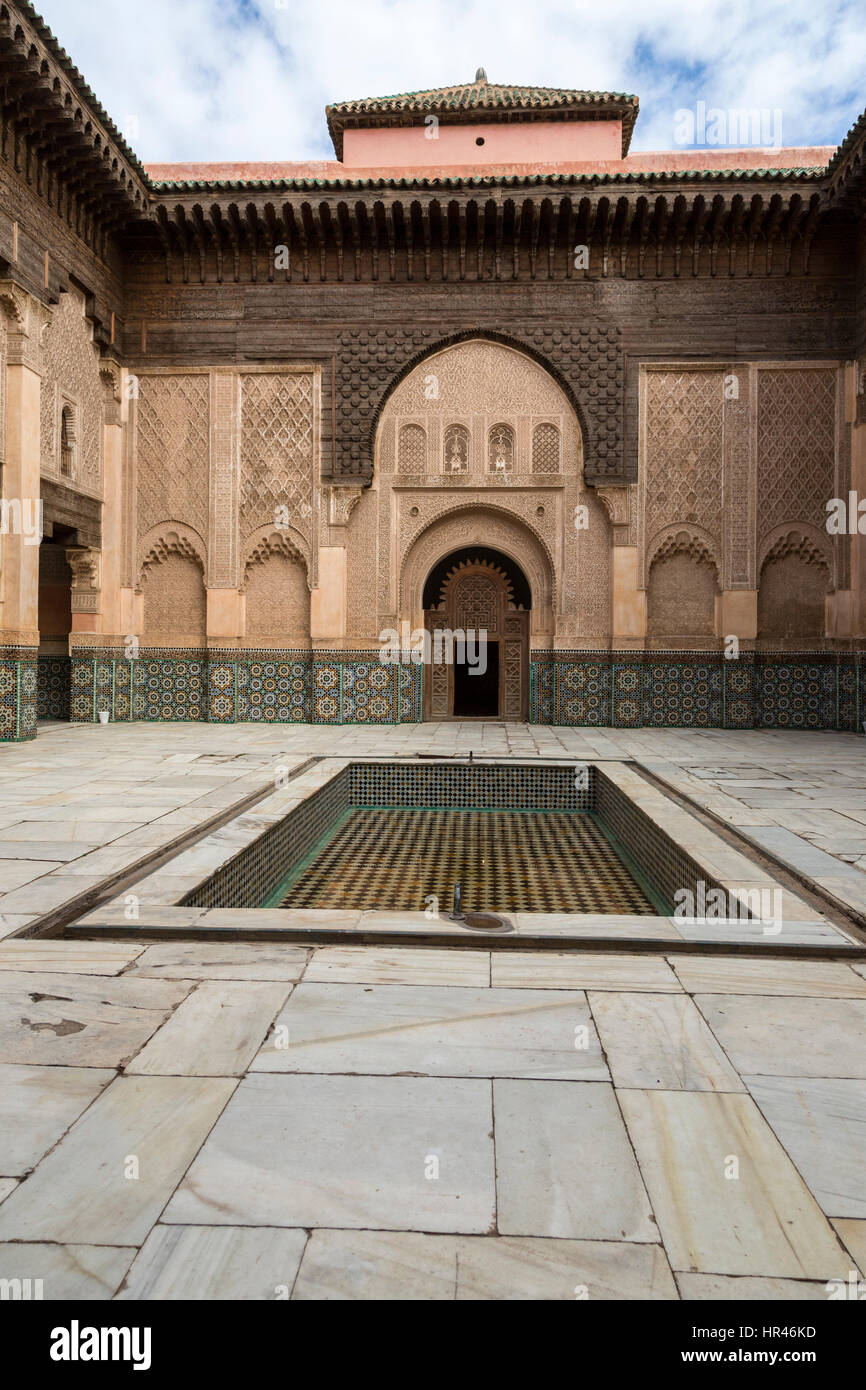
[0,281,51,372]
[594,484,631,546]
[65,546,102,614]
[329,483,365,529]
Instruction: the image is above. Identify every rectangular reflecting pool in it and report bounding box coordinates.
[176,762,701,917]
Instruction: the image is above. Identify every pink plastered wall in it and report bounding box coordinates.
[341,119,623,168]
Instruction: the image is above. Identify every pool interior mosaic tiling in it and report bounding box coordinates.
[266,807,659,914]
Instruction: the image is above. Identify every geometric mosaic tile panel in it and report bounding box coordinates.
[532,650,862,732]
[37,655,71,721]
[0,649,38,741]
[19,646,866,733]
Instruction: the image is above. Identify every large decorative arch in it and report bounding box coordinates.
[400,504,556,635]
[369,328,593,475]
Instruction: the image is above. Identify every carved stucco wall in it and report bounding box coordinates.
[39,286,103,498]
[135,372,210,570]
[242,532,310,643]
[131,366,319,629]
[639,362,846,639]
[239,371,318,574]
[335,324,622,481]
[0,310,6,465]
[363,338,609,645]
[140,551,207,645]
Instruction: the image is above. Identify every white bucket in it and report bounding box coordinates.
[98,710,110,725]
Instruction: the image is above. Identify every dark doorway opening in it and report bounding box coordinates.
[37,525,75,723]
[453,640,499,717]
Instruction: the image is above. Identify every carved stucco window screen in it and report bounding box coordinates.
[398,422,427,473]
[532,421,561,474]
[443,423,470,474]
[488,422,515,475]
[60,402,77,478]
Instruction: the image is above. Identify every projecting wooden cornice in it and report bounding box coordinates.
[0,1,149,255]
[140,188,826,284]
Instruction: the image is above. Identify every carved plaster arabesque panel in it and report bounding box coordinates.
[337,324,622,481]
[209,370,239,589]
[0,310,6,464]
[639,365,724,587]
[757,363,841,590]
[722,364,756,590]
[39,288,103,498]
[134,371,210,563]
[239,367,319,588]
[374,340,596,636]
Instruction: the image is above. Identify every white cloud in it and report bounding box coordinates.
[34,0,866,162]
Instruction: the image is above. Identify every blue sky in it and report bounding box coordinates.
[34,0,866,163]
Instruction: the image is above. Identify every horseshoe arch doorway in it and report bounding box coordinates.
[422,547,530,720]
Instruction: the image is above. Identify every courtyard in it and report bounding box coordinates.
[0,720,864,1301]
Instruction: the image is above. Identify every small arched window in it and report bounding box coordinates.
[443,424,470,474]
[60,405,76,478]
[488,423,514,474]
[532,422,561,473]
[398,423,426,473]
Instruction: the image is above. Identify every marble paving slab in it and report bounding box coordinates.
[251,983,606,1080]
[0,1074,236,1245]
[588,991,744,1092]
[116,1225,308,1300]
[0,941,144,975]
[747,827,862,879]
[0,1062,115,1174]
[676,1274,835,1300]
[0,861,64,891]
[0,1179,18,1203]
[672,957,866,998]
[0,914,39,941]
[164,1072,495,1234]
[490,952,681,992]
[695,995,866,1078]
[127,981,292,1076]
[0,874,98,913]
[0,1242,135,1300]
[672,918,848,947]
[494,1079,656,1242]
[514,914,681,941]
[0,971,191,1068]
[745,1076,866,1218]
[303,946,490,988]
[0,842,86,861]
[831,1219,866,1277]
[292,1229,677,1301]
[618,1090,851,1278]
[127,942,310,981]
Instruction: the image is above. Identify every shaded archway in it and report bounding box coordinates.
[422,547,531,720]
[37,529,74,722]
